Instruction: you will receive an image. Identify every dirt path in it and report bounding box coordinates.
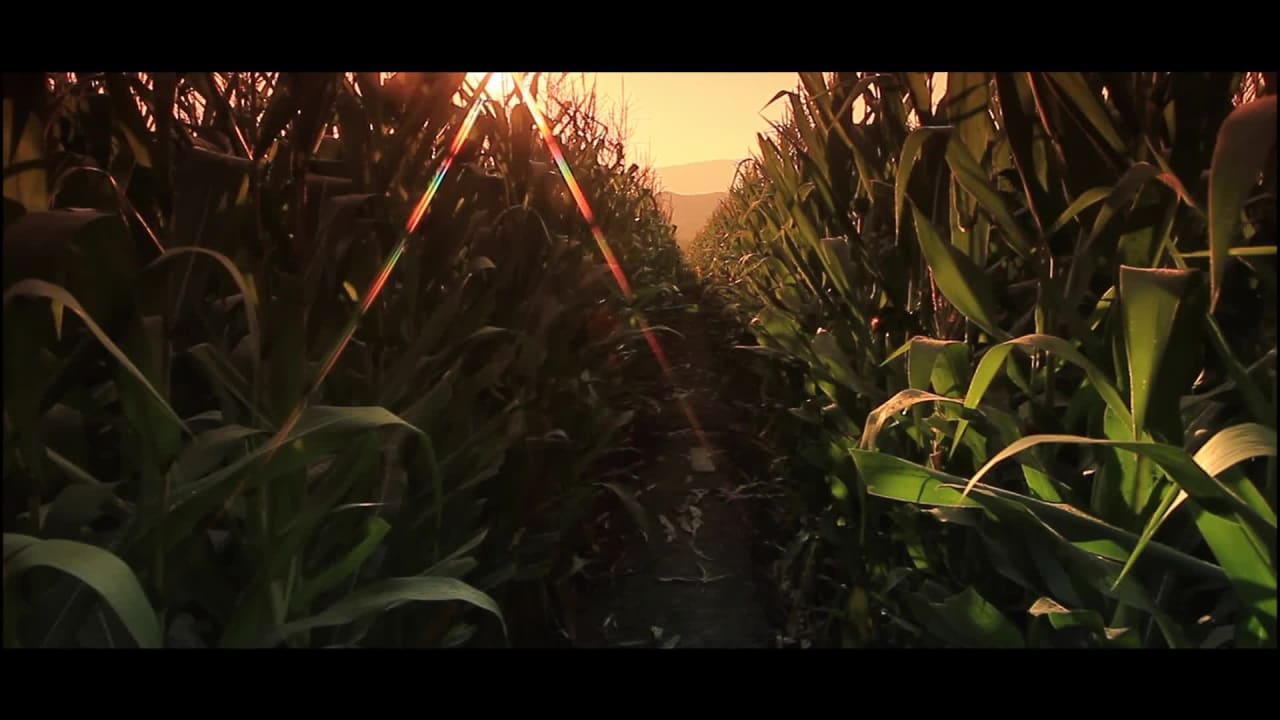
[569,286,777,648]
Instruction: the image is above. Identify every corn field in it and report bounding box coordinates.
[690,72,1276,648]
[3,71,1276,648]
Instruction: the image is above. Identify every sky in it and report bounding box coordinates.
[568,73,800,169]
[466,72,950,194]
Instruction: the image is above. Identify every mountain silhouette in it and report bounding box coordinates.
[658,191,728,250]
[654,159,742,196]
[652,159,743,250]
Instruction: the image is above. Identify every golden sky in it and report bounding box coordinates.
[569,73,799,169]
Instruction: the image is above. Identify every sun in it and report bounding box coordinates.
[465,72,518,98]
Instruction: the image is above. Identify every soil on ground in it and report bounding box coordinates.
[567,282,784,648]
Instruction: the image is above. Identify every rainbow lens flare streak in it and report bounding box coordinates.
[511,73,712,454]
[213,70,714,522]
[222,74,492,513]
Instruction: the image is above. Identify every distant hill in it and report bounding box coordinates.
[655,159,743,196]
[658,191,729,250]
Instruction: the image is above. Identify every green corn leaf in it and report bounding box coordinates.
[910,205,1005,340]
[3,535,162,648]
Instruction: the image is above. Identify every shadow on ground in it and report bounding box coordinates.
[562,264,788,648]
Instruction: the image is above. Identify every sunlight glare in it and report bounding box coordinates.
[466,72,517,99]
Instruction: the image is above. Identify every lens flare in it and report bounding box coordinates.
[466,72,516,100]
[213,75,494,519]
[510,73,713,455]
[213,70,715,524]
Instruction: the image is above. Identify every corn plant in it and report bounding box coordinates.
[3,72,679,647]
[694,72,1276,648]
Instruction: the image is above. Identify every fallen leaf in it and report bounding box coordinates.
[690,447,716,473]
[659,514,678,542]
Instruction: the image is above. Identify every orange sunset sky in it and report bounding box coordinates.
[471,72,799,168]
[466,72,949,195]
[571,73,798,168]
